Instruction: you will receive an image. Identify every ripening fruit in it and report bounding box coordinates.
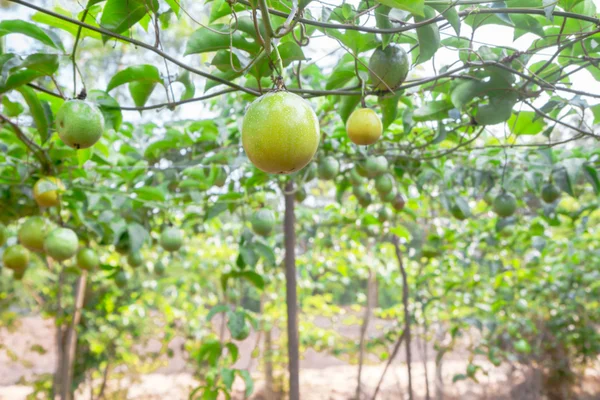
[541,183,561,203]
[55,99,104,149]
[369,45,410,91]
[127,251,143,268]
[0,223,9,247]
[76,248,99,271]
[44,228,79,261]
[3,244,29,271]
[18,216,53,252]
[154,260,166,276]
[375,173,394,195]
[349,169,364,186]
[346,108,383,145]
[304,162,318,181]
[318,157,340,180]
[493,192,517,217]
[114,269,129,288]
[516,299,528,313]
[377,207,392,223]
[391,195,406,212]
[381,188,396,202]
[242,91,320,174]
[33,177,64,207]
[160,227,183,252]
[364,156,388,178]
[357,192,372,208]
[356,162,369,178]
[514,339,531,354]
[251,209,276,236]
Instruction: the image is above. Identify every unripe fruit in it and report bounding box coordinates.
[304,162,318,181]
[114,269,129,288]
[369,45,410,91]
[55,100,104,149]
[541,183,561,203]
[377,207,392,223]
[154,260,166,276]
[358,192,372,208]
[493,192,517,218]
[3,244,29,271]
[160,227,183,252]
[364,156,388,178]
[18,216,53,252]
[514,339,531,354]
[295,188,307,203]
[251,209,275,236]
[127,251,143,268]
[33,177,64,207]
[318,157,340,180]
[44,228,78,261]
[346,108,383,145]
[450,204,468,220]
[375,173,394,194]
[381,188,396,202]
[349,168,364,186]
[76,248,99,271]
[242,91,320,174]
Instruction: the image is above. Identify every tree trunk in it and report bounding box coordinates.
[60,271,87,400]
[284,180,300,400]
[356,269,374,400]
[53,264,65,399]
[392,236,413,400]
[264,329,275,400]
[435,325,445,400]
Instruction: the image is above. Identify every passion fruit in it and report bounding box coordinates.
[18,216,53,252]
[450,204,468,220]
[346,108,383,145]
[242,91,320,174]
[375,173,394,195]
[44,228,79,261]
[33,177,64,208]
[541,183,561,203]
[369,45,410,91]
[295,188,307,203]
[76,248,99,271]
[3,244,29,271]
[251,209,276,236]
[493,192,517,218]
[514,339,531,354]
[349,168,364,186]
[160,227,183,252]
[318,156,340,180]
[127,251,143,268]
[364,156,388,178]
[377,207,392,223]
[55,99,104,149]
[391,194,406,212]
[114,269,129,288]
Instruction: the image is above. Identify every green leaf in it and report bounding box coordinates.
[129,81,157,108]
[432,5,460,36]
[164,0,181,17]
[32,7,102,40]
[391,225,411,240]
[375,5,393,48]
[87,90,122,131]
[583,164,600,194]
[221,368,235,390]
[508,111,545,135]
[127,222,147,253]
[0,69,46,94]
[376,0,424,16]
[206,304,229,321]
[1,96,24,117]
[591,104,600,124]
[339,95,361,123]
[185,25,260,55]
[77,148,93,167]
[225,343,239,364]
[414,6,440,64]
[107,65,163,92]
[13,53,59,76]
[475,93,517,125]
[134,186,166,202]
[99,0,159,40]
[413,101,452,121]
[238,370,254,398]
[239,246,258,268]
[252,242,276,266]
[543,0,556,21]
[175,70,195,101]
[238,271,265,290]
[451,80,483,109]
[379,94,401,130]
[0,20,64,51]
[16,86,50,143]
[206,202,228,221]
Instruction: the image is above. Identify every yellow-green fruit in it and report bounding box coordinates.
[318,156,340,180]
[295,188,307,203]
[251,209,275,236]
[55,100,104,149]
[160,227,183,252]
[18,216,52,252]
[514,339,531,354]
[364,156,388,178]
[381,188,396,202]
[541,183,561,203]
[375,173,394,194]
[242,91,320,174]
[3,245,29,271]
[369,45,410,91]
[127,251,143,268]
[346,108,383,145]
[33,177,64,207]
[44,228,78,261]
[0,223,8,246]
[493,192,517,218]
[154,260,166,276]
[76,248,99,271]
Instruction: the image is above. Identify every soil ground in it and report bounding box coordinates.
[1,316,599,400]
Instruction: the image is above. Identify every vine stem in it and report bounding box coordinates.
[0,113,53,174]
[71,7,89,97]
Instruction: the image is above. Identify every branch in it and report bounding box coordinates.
[0,113,53,174]
[524,100,599,139]
[370,330,406,400]
[9,0,260,96]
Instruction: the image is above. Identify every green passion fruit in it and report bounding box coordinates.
[127,251,144,268]
[364,156,388,178]
[44,228,79,261]
[346,108,383,145]
[295,188,307,203]
[493,192,517,218]
[369,45,410,91]
[374,173,394,195]
[160,227,183,252]
[18,216,53,252]
[242,91,320,174]
[391,194,406,212]
[318,156,340,180]
[55,99,105,149]
[3,244,29,272]
[251,209,276,236]
[541,183,561,203]
[76,248,99,271]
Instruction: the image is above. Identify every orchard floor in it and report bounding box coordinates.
[1,316,599,400]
